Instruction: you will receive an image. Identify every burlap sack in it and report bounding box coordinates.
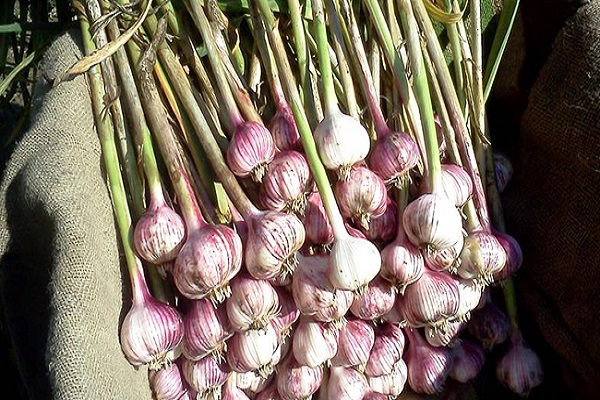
[0,30,152,399]
[501,1,600,399]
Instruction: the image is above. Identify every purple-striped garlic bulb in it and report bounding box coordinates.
[222,373,252,400]
[364,323,406,377]
[450,338,485,383]
[302,191,334,247]
[494,151,513,192]
[424,319,466,348]
[268,100,300,151]
[181,299,232,361]
[292,317,338,367]
[260,150,311,214]
[331,319,375,369]
[335,165,388,230]
[467,299,510,350]
[271,286,300,341]
[236,370,273,397]
[245,210,305,281]
[404,328,453,394]
[227,274,280,331]
[368,129,420,188]
[495,331,543,396]
[148,361,189,400]
[439,163,473,208]
[181,356,230,398]
[276,354,324,400]
[173,224,243,304]
[226,323,280,378]
[493,231,523,282]
[454,278,485,321]
[457,231,507,284]
[350,276,396,321]
[227,121,276,182]
[423,235,464,274]
[328,366,370,400]
[366,359,408,397]
[359,195,397,244]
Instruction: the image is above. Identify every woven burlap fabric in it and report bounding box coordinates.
[0,30,152,399]
[502,1,600,399]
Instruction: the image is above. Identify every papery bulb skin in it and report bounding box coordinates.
[314,112,371,179]
[302,192,334,247]
[404,328,453,394]
[328,235,382,293]
[457,231,507,284]
[148,362,188,400]
[423,236,464,274]
[245,211,305,281]
[495,332,544,396]
[367,359,408,396]
[424,320,465,347]
[449,338,485,383]
[360,196,397,244]
[328,366,370,400]
[271,286,300,340]
[493,232,523,282]
[368,129,419,187]
[181,356,230,398]
[260,150,311,214]
[454,278,484,321]
[134,199,186,264]
[335,166,388,230]
[292,253,352,324]
[400,268,460,328]
[268,102,301,151]
[402,193,463,252]
[236,370,273,396]
[182,299,232,361]
[227,324,280,378]
[346,222,368,239]
[439,163,474,208]
[381,296,408,326]
[467,300,510,350]
[173,224,243,304]
[365,323,406,377]
[227,274,280,331]
[276,354,324,400]
[292,317,338,367]
[227,121,276,182]
[380,224,425,294]
[350,276,396,321]
[494,151,513,192]
[120,291,183,370]
[331,319,375,368]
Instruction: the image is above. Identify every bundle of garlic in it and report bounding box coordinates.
[68,0,543,398]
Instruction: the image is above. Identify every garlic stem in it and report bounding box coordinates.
[312,0,340,116]
[255,0,348,238]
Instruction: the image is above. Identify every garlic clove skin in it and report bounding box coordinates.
[245,211,306,281]
[327,366,370,400]
[424,320,466,347]
[181,299,232,361]
[302,192,335,247]
[134,201,186,264]
[492,231,523,282]
[449,338,485,383]
[402,193,464,252]
[227,274,280,331]
[268,102,301,152]
[423,235,464,274]
[236,370,273,397]
[260,150,311,214]
[467,299,510,350]
[328,234,382,294]
[454,278,484,321]
[222,373,252,400]
[349,276,396,321]
[359,196,398,245]
[120,294,183,370]
[173,224,243,304]
[457,231,507,284]
[227,121,276,182]
[404,328,454,395]
[292,317,338,367]
[438,163,474,208]
[271,286,300,341]
[181,355,230,398]
[314,112,371,179]
[495,332,544,396]
[226,324,280,378]
[148,362,188,400]
[335,166,388,230]
[368,130,420,187]
[276,354,324,400]
[364,323,405,377]
[367,359,408,397]
[331,319,375,368]
[380,227,425,294]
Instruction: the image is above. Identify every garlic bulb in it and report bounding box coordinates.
[276,354,324,400]
[424,320,465,347]
[335,166,387,230]
[314,112,370,179]
[368,130,420,187]
[402,193,463,252]
[449,338,485,383]
[227,274,280,331]
[457,231,507,284]
[493,151,513,192]
[226,121,276,182]
[381,296,408,326]
[181,355,230,399]
[255,381,283,400]
[454,278,484,321]
[439,163,473,208]
[380,221,425,294]
[173,224,243,304]
[227,324,280,378]
[423,235,464,274]
[400,268,460,328]
[493,231,523,282]
[495,332,543,396]
[222,373,252,400]
[467,299,510,350]
[331,319,375,368]
[350,276,396,321]
[268,101,300,151]
[404,328,453,394]
[245,211,306,281]
[236,370,273,396]
[327,234,381,293]
[359,196,397,244]
[327,366,370,400]
[134,200,185,264]
[182,298,232,361]
[260,150,311,214]
[367,359,408,397]
[364,323,405,377]
[361,391,388,400]
[302,192,334,247]
[271,286,300,340]
[148,362,188,400]
[292,317,338,367]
